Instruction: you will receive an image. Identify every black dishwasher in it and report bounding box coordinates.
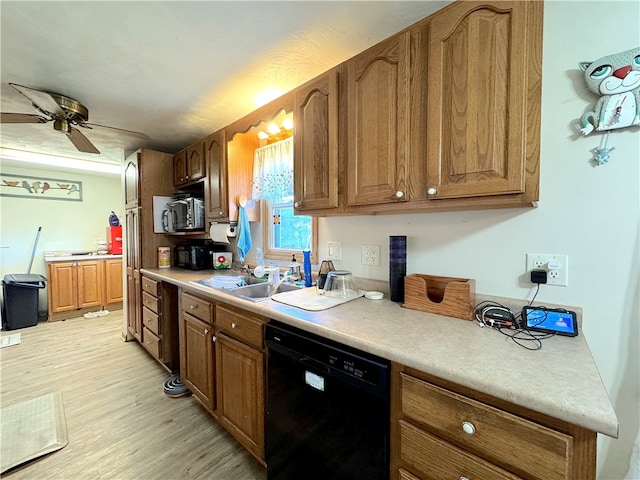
[265,320,390,480]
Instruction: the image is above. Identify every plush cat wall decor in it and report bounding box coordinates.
[579,47,640,135]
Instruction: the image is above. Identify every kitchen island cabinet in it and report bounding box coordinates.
[46,255,123,322]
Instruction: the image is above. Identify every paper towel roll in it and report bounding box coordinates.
[209,223,230,244]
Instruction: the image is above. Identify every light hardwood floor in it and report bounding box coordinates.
[0,311,266,480]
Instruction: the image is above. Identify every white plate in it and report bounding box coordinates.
[364,291,384,300]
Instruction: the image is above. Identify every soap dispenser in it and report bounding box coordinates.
[288,254,302,281]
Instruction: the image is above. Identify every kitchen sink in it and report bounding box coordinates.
[230,281,302,302]
[191,274,267,290]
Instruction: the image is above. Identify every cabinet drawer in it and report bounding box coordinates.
[181,292,213,324]
[215,304,264,348]
[400,420,521,480]
[142,327,161,359]
[398,468,421,480]
[142,306,160,335]
[141,291,160,314]
[141,277,159,296]
[400,374,571,480]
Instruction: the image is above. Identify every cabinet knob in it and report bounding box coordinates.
[459,477,470,480]
[219,211,223,216]
[204,328,209,334]
[294,201,300,208]
[212,335,217,343]
[190,304,197,310]
[427,187,437,195]
[395,191,404,199]
[231,322,237,329]
[461,421,476,435]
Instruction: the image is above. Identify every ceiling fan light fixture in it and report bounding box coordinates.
[53,118,71,134]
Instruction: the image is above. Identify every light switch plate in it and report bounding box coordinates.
[327,241,342,260]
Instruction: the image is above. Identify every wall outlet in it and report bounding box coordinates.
[361,244,380,266]
[526,253,568,286]
[327,241,342,261]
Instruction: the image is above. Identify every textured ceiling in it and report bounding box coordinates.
[0,1,451,166]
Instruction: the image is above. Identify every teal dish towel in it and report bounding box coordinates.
[236,206,252,261]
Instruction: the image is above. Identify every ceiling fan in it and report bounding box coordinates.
[1,83,150,154]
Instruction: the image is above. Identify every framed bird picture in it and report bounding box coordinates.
[0,173,83,201]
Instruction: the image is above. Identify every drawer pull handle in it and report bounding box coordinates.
[459,477,470,480]
[461,421,476,435]
[231,322,237,329]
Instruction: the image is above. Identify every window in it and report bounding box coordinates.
[252,136,317,263]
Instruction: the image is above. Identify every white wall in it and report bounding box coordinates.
[315,2,639,478]
[0,162,122,313]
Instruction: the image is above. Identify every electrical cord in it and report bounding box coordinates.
[473,285,556,350]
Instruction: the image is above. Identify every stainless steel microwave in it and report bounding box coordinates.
[162,197,205,232]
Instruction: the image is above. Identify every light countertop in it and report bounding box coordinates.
[44,252,122,262]
[141,267,619,439]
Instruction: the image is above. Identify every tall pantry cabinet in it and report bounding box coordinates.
[123,149,177,345]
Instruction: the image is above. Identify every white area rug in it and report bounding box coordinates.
[0,391,69,473]
[0,333,21,349]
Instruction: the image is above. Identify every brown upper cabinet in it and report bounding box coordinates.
[123,153,139,209]
[418,0,542,207]
[346,32,410,209]
[165,0,542,216]
[205,129,229,221]
[292,66,340,214]
[174,141,205,187]
[289,0,541,216]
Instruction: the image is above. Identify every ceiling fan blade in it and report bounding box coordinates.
[9,83,66,117]
[1,112,48,123]
[82,122,150,140]
[67,127,100,154]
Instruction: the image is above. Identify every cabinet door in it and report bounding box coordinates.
[346,33,410,207]
[216,332,264,460]
[173,149,187,186]
[205,130,229,221]
[76,260,103,308]
[127,274,141,341]
[123,152,139,208]
[293,67,340,212]
[187,141,205,183]
[182,312,216,411]
[425,1,535,200]
[104,259,123,304]
[125,208,140,275]
[48,262,78,313]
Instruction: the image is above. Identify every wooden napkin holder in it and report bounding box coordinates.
[402,274,475,320]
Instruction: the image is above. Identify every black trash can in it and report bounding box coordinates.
[2,274,47,330]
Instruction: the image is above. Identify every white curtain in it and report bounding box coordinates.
[251,137,293,202]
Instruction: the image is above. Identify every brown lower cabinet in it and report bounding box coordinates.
[392,365,597,480]
[179,291,215,412]
[178,290,266,464]
[170,288,598,477]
